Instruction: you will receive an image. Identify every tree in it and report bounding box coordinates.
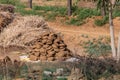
[95,0,120,60]
[97,0,107,16]
[67,0,72,16]
[108,0,116,59]
[28,0,32,9]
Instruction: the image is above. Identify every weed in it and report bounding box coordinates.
[113,9,120,17]
[0,0,20,6]
[94,16,109,26]
[66,18,85,26]
[66,8,100,26]
[33,5,67,17]
[57,78,67,80]
[81,37,111,56]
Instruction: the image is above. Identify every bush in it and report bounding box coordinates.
[81,37,111,56]
[66,8,100,26]
[73,8,100,20]
[113,9,120,17]
[94,16,109,26]
[66,18,85,26]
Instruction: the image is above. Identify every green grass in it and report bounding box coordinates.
[0,0,20,5]
[81,37,111,56]
[33,5,67,21]
[94,16,109,26]
[67,8,100,26]
[113,9,120,17]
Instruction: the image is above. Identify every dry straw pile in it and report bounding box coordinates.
[0,15,50,46]
[0,5,72,61]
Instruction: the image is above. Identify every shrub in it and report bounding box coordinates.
[73,8,100,20]
[94,16,109,26]
[33,6,67,17]
[66,18,85,26]
[113,9,120,17]
[66,8,100,26]
[81,37,111,56]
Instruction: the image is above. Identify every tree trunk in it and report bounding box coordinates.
[101,7,106,16]
[67,0,72,16]
[28,0,32,9]
[101,0,106,16]
[109,5,117,59]
[117,32,120,61]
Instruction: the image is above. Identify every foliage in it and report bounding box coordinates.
[94,16,109,26]
[66,8,100,26]
[81,37,111,56]
[66,18,85,26]
[57,78,67,80]
[33,5,67,17]
[113,9,120,17]
[0,0,20,5]
[75,8,100,20]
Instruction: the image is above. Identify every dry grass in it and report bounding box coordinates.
[0,15,51,47]
[0,11,14,32]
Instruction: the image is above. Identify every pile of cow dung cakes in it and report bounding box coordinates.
[27,32,72,61]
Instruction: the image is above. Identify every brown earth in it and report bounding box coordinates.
[47,17,120,56]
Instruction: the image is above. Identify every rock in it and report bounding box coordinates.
[66,58,79,62]
[56,68,64,76]
[43,71,52,76]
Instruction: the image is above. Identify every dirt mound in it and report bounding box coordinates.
[0,15,50,46]
[0,4,15,13]
[27,32,72,61]
[0,12,14,32]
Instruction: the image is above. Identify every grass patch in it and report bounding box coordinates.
[0,0,20,6]
[67,8,100,26]
[66,18,85,26]
[33,5,67,17]
[81,37,111,56]
[94,16,109,26]
[113,9,120,17]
